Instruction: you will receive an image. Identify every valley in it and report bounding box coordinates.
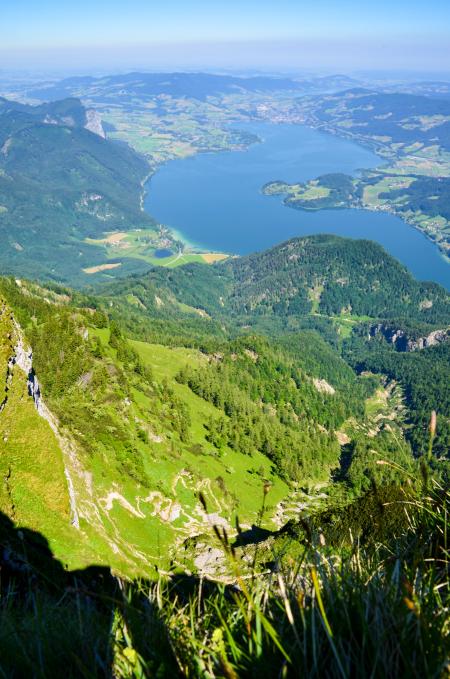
[27,74,450,278]
[2,74,450,289]
[1,234,448,578]
[0,68,449,677]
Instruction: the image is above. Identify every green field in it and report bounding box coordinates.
[84,228,228,274]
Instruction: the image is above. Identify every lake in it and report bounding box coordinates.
[145,121,450,290]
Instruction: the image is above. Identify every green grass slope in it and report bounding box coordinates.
[0,262,417,578]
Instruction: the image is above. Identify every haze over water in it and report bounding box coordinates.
[146,122,450,290]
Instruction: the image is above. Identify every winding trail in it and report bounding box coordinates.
[170,248,183,265]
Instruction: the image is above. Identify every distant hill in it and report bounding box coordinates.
[27,72,363,104]
[28,72,304,103]
[0,96,154,282]
[106,234,450,327]
[0,96,91,129]
[304,88,450,150]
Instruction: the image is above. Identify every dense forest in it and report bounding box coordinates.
[102,235,450,327]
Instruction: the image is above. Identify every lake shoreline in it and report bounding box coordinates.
[144,121,450,289]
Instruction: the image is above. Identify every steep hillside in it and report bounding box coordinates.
[0,97,160,283]
[100,235,450,457]
[0,301,96,567]
[0,255,421,576]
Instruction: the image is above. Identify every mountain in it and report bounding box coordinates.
[0,232,449,675]
[27,72,305,103]
[25,72,365,105]
[0,235,448,574]
[105,234,450,327]
[101,234,450,457]
[0,96,156,282]
[0,95,94,129]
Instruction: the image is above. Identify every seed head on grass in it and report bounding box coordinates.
[428,410,437,460]
[429,410,437,438]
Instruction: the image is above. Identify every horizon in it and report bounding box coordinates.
[3,64,450,84]
[2,0,450,75]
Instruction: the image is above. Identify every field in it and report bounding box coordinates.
[287,181,330,201]
[390,147,450,178]
[362,174,416,206]
[84,228,229,275]
[100,98,256,165]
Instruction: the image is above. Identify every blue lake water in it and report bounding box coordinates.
[145,122,450,290]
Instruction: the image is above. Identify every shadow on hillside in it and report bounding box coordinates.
[0,511,179,678]
[233,523,276,547]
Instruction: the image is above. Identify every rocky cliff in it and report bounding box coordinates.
[369,323,450,351]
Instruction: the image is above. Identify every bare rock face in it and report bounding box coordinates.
[14,334,32,375]
[409,328,450,350]
[313,378,335,395]
[369,323,450,352]
[84,109,106,138]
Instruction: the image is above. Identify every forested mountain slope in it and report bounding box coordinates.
[101,235,450,457]
[0,96,155,282]
[0,232,449,675]
[104,235,450,326]
[3,231,448,576]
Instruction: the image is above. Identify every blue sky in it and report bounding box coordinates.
[2,0,450,74]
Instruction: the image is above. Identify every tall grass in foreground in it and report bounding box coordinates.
[0,474,448,677]
[141,476,449,678]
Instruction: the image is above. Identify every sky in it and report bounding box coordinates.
[1,0,450,75]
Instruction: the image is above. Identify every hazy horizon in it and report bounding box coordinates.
[2,0,450,75]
